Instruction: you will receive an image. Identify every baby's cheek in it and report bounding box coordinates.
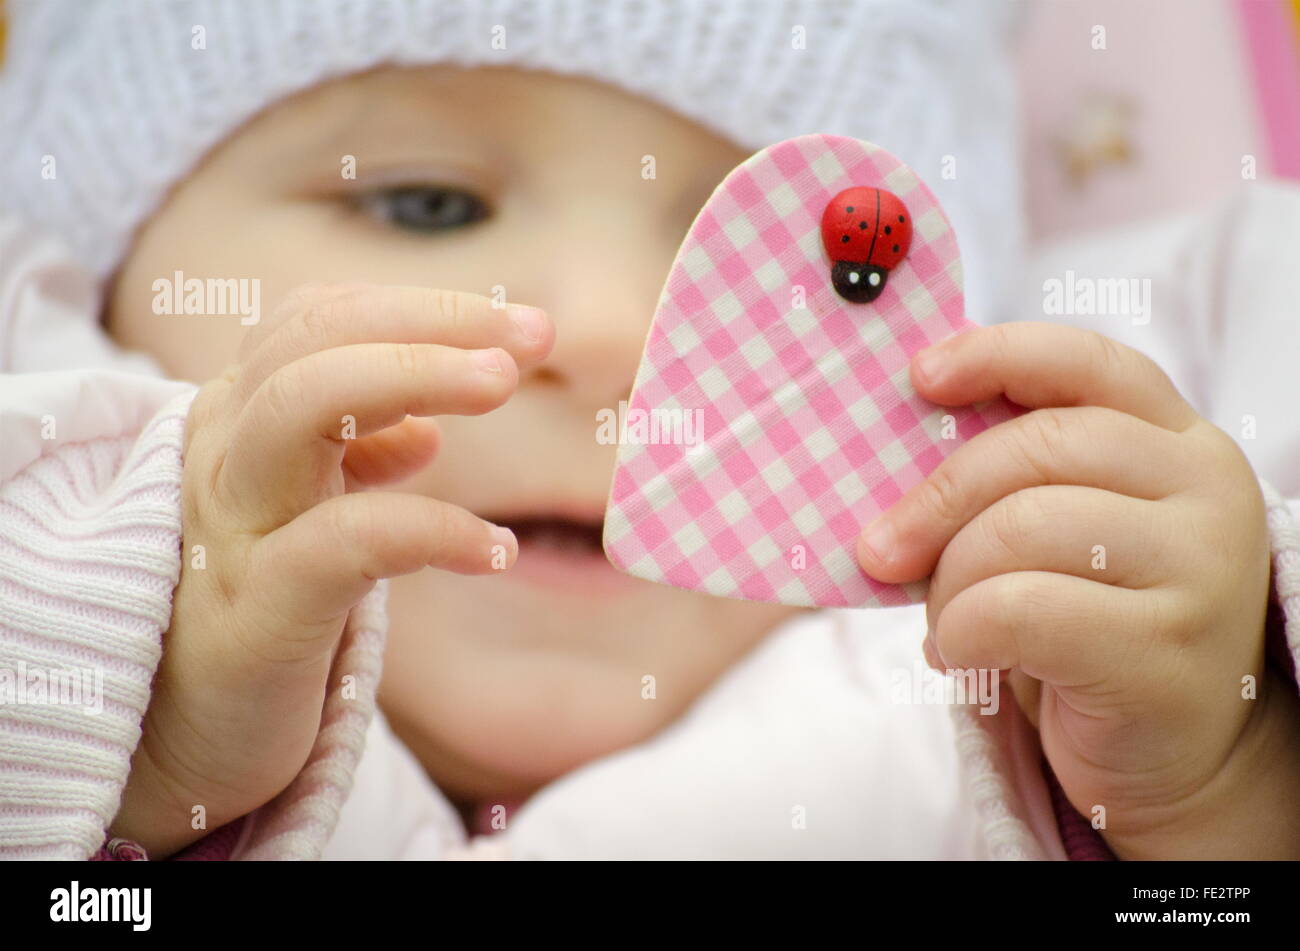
[105,245,258,384]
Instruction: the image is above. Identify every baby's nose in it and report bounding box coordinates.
[520,241,665,407]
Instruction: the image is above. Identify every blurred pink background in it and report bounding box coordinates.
[1017,0,1291,241]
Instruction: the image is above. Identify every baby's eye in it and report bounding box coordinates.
[358,185,490,233]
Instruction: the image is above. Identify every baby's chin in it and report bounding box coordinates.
[378,567,802,805]
[378,644,674,804]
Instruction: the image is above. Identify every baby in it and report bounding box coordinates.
[1,0,1298,861]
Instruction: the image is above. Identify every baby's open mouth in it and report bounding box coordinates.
[475,507,640,596]
[487,514,605,557]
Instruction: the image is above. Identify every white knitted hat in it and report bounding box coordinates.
[0,0,1021,323]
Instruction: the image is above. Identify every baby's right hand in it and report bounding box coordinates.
[109,283,554,857]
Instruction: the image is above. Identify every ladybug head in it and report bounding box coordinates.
[821,186,913,303]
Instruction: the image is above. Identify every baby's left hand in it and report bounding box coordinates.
[857,322,1300,859]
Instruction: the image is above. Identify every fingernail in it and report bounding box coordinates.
[508,306,547,344]
[859,517,895,565]
[913,347,943,385]
[490,524,517,557]
[472,347,505,373]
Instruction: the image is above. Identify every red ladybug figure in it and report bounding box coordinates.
[820,186,912,303]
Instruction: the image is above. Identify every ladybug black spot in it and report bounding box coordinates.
[841,235,849,243]
[846,206,854,213]
[898,214,905,223]
[892,244,900,253]
[858,221,867,230]
[884,225,892,235]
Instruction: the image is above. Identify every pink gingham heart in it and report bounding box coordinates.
[602,134,1021,608]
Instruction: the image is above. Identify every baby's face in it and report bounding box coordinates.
[107,66,801,803]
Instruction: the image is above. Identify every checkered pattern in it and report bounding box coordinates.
[602,135,1021,608]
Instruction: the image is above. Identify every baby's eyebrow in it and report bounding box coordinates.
[274,103,504,194]
[289,102,459,159]
[264,69,504,167]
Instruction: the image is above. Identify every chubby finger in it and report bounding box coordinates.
[925,485,1183,635]
[912,322,1199,433]
[858,405,1191,583]
[236,283,552,402]
[221,343,516,531]
[251,491,517,643]
[343,416,442,489]
[930,570,1162,688]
